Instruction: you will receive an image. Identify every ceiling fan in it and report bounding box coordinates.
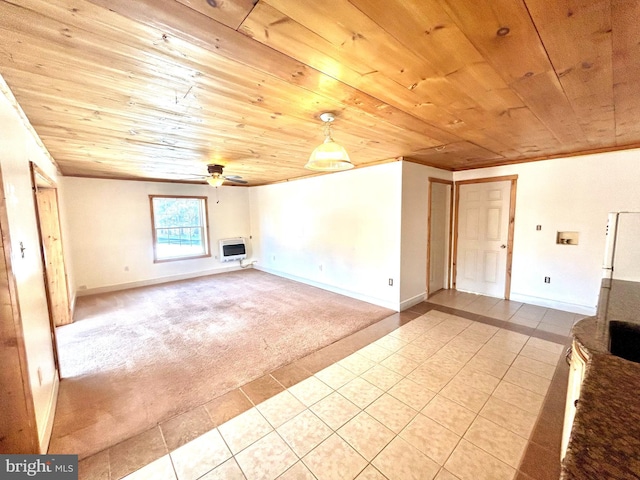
[202,164,248,186]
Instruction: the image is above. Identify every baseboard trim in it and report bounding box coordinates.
[76,264,252,297]
[399,292,427,311]
[509,292,596,316]
[254,266,399,311]
[40,372,59,454]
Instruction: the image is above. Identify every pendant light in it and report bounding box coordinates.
[304,112,353,171]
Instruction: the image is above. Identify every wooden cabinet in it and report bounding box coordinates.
[561,338,588,459]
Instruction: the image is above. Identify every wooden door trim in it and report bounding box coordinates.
[30,162,64,375]
[452,175,518,299]
[0,163,40,453]
[427,178,453,296]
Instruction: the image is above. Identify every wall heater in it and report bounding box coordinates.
[219,237,247,262]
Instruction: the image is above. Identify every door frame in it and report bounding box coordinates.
[452,175,518,299]
[30,162,69,375]
[427,177,454,296]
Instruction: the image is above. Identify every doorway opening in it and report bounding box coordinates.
[30,163,72,375]
[427,178,453,296]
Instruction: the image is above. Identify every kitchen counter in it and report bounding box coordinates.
[561,315,640,478]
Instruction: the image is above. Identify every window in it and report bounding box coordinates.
[150,195,210,262]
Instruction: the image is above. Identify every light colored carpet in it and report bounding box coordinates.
[49,269,393,458]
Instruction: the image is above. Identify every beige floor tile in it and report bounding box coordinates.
[288,376,334,407]
[315,364,357,390]
[465,322,500,336]
[475,345,518,365]
[388,324,423,342]
[372,436,440,480]
[337,411,395,461]
[483,336,525,355]
[410,335,447,355]
[525,336,564,354]
[310,392,361,430]
[361,365,403,391]
[511,355,556,380]
[374,334,408,352]
[358,343,394,362]
[508,315,540,328]
[257,391,307,428]
[463,416,527,468]
[170,429,232,480]
[479,397,537,439]
[537,322,571,336]
[464,355,510,378]
[503,367,551,396]
[444,336,485,354]
[277,409,332,457]
[434,469,460,480]
[400,413,461,465]
[365,393,418,433]
[457,328,495,344]
[235,431,298,480]
[218,408,273,454]
[388,378,435,411]
[200,458,246,480]
[421,395,476,436]
[338,377,385,409]
[453,366,500,395]
[514,304,547,321]
[123,455,176,480]
[380,352,420,376]
[303,434,367,480]
[395,343,433,363]
[421,354,465,378]
[354,465,388,480]
[339,352,377,375]
[444,439,515,480]
[439,379,490,413]
[277,461,316,480]
[492,329,529,345]
[492,381,545,415]
[407,364,455,392]
[518,344,561,365]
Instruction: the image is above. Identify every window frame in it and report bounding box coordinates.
[149,194,211,263]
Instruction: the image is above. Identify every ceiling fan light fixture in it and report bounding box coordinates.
[206,175,225,187]
[305,112,353,171]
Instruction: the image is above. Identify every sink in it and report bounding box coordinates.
[609,321,640,363]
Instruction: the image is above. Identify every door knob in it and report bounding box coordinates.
[500,244,507,249]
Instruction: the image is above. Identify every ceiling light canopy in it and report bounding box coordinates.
[305,112,353,171]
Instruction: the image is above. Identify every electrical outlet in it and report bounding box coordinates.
[544,277,551,283]
[536,225,542,231]
[388,278,393,286]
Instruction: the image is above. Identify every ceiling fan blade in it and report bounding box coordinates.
[224,177,248,184]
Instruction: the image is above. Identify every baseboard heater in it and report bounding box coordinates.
[219,237,247,262]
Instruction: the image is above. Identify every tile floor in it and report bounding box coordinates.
[427,290,582,337]
[78,293,578,480]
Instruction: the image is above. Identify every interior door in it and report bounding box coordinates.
[428,181,451,294]
[455,180,511,297]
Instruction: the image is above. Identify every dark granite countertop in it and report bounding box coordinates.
[561,294,640,479]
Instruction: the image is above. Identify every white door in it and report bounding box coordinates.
[456,180,511,297]
[429,182,450,294]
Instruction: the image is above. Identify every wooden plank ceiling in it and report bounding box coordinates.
[0,0,637,186]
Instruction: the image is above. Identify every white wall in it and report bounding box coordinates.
[62,177,251,295]
[611,212,640,281]
[0,77,59,451]
[249,162,403,310]
[453,150,640,314]
[399,162,453,308]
